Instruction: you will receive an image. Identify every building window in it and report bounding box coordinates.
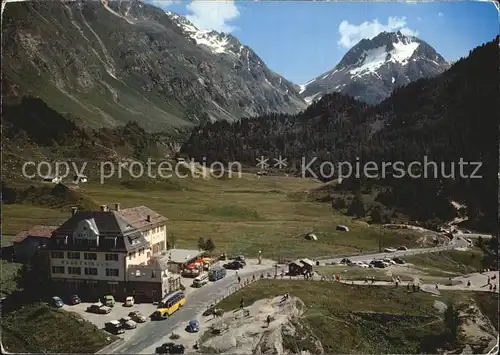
[67,252,80,259]
[51,266,65,274]
[84,267,98,276]
[75,239,86,246]
[105,253,119,261]
[68,267,81,275]
[109,283,117,292]
[139,248,144,255]
[87,239,97,248]
[84,252,97,260]
[106,268,119,277]
[51,251,64,259]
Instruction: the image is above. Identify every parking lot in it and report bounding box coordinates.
[63,301,157,340]
[62,259,276,340]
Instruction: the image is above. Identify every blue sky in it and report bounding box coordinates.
[147,1,499,84]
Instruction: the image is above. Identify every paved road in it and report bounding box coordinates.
[104,237,473,354]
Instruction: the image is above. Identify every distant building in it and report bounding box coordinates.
[46,203,173,301]
[288,258,315,276]
[162,248,206,273]
[13,225,59,263]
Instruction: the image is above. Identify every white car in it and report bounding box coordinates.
[383,258,397,265]
[383,248,396,252]
[119,317,137,329]
[124,296,135,307]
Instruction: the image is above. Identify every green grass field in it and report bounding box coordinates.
[403,249,484,277]
[215,280,448,354]
[1,302,115,353]
[2,173,433,259]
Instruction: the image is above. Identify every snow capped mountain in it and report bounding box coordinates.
[301,31,450,104]
[165,11,306,112]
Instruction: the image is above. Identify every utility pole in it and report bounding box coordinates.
[378,224,382,252]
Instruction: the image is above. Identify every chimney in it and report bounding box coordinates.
[100,205,107,212]
[115,203,120,211]
[71,207,78,216]
[146,215,151,222]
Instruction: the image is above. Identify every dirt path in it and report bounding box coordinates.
[256,271,499,295]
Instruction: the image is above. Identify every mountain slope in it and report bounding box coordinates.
[300,31,450,104]
[182,38,499,230]
[1,0,306,132]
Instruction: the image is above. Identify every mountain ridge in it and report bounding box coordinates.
[1,0,306,132]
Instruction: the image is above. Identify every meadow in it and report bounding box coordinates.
[3,172,428,259]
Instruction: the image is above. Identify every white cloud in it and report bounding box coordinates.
[149,0,181,9]
[185,0,240,33]
[337,16,419,48]
[438,12,444,17]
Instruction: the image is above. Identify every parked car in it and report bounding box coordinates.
[397,246,408,251]
[235,255,246,266]
[105,320,125,335]
[87,304,112,314]
[186,319,200,333]
[393,257,405,264]
[128,311,147,323]
[372,261,386,268]
[170,345,185,354]
[68,294,81,305]
[103,295,115,307]
[156,343,185,354]
[382,258,396,265]
[336,225,349,232]
[383,248,396,252]
[208,267,227,281]
[119,316,137,329]
[340,258,352,265]
[51,296,64,308]
[223,261,244,270]
[124,296,135,307]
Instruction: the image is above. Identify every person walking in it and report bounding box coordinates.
[266,315,271,328]
[240,298,244,310]
[238,276,241,284]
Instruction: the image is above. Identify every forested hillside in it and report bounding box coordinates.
[182,38,499,231]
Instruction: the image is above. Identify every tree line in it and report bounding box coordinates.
[181,38,499,230]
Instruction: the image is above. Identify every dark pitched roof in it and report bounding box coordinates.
[54,211,135,236]
[13,225,58,243]
[116,206,168,231]
[49,211,149,252]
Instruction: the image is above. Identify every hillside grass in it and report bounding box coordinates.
[215,280,447,354]
[0,260,23,298]
[1,302,115,353]
[3,174,435,259]
[403,249,484,277]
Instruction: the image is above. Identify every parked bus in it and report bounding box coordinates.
[192,273,209,288]
[152,291,186,320]
[208,266,227,281]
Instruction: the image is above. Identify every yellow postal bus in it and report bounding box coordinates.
[152,291,186,320]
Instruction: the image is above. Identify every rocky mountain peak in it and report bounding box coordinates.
[300,31,450,104]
